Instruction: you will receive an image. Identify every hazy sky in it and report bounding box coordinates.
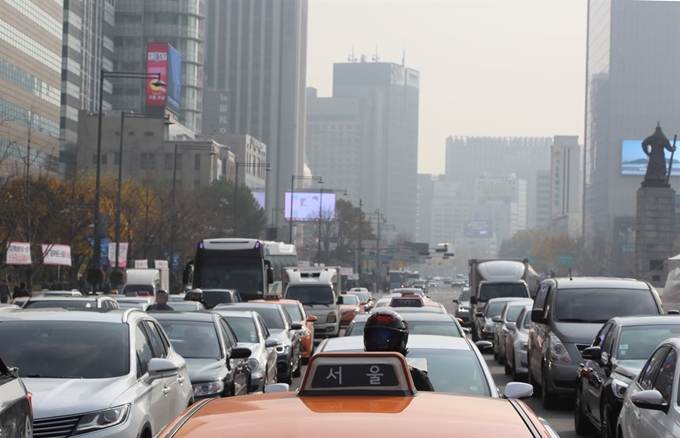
[307,0,588,174]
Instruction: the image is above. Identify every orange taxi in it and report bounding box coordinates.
[157,352,560,438]
[252,295,317,362]
[338,293,363,327]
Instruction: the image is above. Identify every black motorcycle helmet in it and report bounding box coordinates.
[363,308,409,355]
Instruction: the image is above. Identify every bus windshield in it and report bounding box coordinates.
[197,257,263,300]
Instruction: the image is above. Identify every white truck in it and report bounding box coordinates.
[121,269,169,296]
[283,267,341,338]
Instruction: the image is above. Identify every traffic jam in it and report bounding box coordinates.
[2,240,680,438]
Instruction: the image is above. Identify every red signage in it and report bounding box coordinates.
[146,43,168,107]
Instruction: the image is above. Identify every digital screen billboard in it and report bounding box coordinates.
[166,44,181,114]
[284,192,336,221]
[252,191,265,210]
[465,220,492,238]
[146,43,168,108]
[622,139,680,176]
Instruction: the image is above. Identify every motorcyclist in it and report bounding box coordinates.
[184,288,209,308]
[363,308,434,391]
[147,290,174,311]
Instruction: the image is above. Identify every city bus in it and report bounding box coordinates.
[388,270,406,289]
[263,241,298,295]
[182,238,274,302]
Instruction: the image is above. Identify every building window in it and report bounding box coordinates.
[114,153,120,166]
[194,153,201,170]
[165,153,173,170]
[148,153,155,170]
[141,153,148,169]
[101,154,108,165]
[144,131,154,136]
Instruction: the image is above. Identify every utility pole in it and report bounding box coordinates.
[357,199,363,285]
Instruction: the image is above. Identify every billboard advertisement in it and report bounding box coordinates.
[465,220,492,238]
[622,139,680,176]
[252,191,265,210]
[284,192,336,221]
[146,43,181,114]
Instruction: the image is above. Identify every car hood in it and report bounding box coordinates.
[270,329,291,346]
[25,376,133,419]
[614,360,647,380]
[552,322,603,344]
[185,358,226,383]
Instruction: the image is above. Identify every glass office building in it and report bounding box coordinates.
[584,0,680,275]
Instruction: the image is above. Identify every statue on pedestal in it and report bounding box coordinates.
[641,123,676,187]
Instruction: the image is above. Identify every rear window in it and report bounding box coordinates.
[554,288,659,323]
[122,284,154,296]
[157,320,222,359]
[479,283,528,302]
[506,305,525,322]
[460,289,471,301]
[341,295,359,305]
[23,300,94,309]
[285,285,334,305]
[236,307,285,330]
[202,291,234,308]
[224,316,259,344]
[484,301,509,317]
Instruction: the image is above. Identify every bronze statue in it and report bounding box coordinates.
[641,123,676,187]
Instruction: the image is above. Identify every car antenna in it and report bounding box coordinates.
[569,268,573,281]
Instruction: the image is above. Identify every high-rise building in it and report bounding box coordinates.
[584,0,680,275]
[473,174,527,248]
[535,170,552,228]
[416,174,437,245]
[111,0,205,133]
[550,135,581,219]
[60,0,115,170]
[305,87,383,210]
[204,0,309,231]
[445,136,551,228]
[0,0,62,176]
[333,62,420,237]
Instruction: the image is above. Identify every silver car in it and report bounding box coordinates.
[493,299,534,364]
[504,304,533,380]
[215,310,279,393]
[21,296,120,309]
[0,308,193,437]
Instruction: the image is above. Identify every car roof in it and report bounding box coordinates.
[611,315,680,327]
[25,296,103,301]
[251,299,300,305]
[487,297,529,304]
[550,277,651,290]
[213,310,259,319]
[0,308,142,323]
[321,334,473,352]
[200,289,237,293]
[149,311,217,322]
[502,299,534,307]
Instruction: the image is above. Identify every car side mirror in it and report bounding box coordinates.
[452,298,459,304]
[290,322,303,330]
[503,382,533,399]
[631,390,668,412]
[491,316,502,323]
[506,322,517,332]
[147,358,179,382]
[474,312,484,318]
[308,315,318,322]
[475,341,493,354]
[531,308,547,324]
[264,383,290,393]
[265,338,280,348]
[337,296,344,305]
[581,346,602,361]
[230,347,252,360]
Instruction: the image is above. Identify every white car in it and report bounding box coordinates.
[493,299,534,365]
[617,338,680,438]
[503,304,533,380]
[0,308,193,437]
[314,334,533,399]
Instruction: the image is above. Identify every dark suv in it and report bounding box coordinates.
[0,355,32,437]
[528,277,663,409]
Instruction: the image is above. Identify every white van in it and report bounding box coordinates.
[283,267,341,338]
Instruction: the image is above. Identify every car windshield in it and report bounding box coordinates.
[479,283,528,302]
[460,289,471,301]
[157,320,222,359]
[285,285,334,305]
[198,257,263,297]
[554,289,659,323]
[236,307,284,330]
[506,305,526,322]
[342,295,359,305]
[347,320,462,337]
[23,300,94,309]
[485,301,509,317]
[616,325,680,361]
[224,316,259,344]
[0,321,129,378]
[202,291,235,308]
[282,304,303,321]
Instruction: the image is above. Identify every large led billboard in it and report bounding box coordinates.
[622,139,680,176]
[464,220,492,238]
[284,192,336,221]
[146,43,181,114]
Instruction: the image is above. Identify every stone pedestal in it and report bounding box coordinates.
[635,186,676,286]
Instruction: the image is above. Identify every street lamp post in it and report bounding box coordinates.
[316,187,348,265]
[113,112,172,275]
[289,175,323,244]
[233,161,271,237]
[92,70,165,274]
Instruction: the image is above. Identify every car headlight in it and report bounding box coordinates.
[192,380,225,397]
[326,311,337,323]
[521,342,528,351]
[549,335,572,364]
[611,378,629,400]
[276,344,291,354]
[75,404,130,434]
[248,358,260,372]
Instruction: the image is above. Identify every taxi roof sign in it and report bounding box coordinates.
[389,296,424,308]
[299,352,416,397]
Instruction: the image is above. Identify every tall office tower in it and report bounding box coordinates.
[550,135,581,219]
[445,136,552,228]
[305,87,383,212]
[60,0,115,171]
[112,0,205,133]
[535,170,552,228]
[416,174,437,245]
[0,1,62,176]
[584,0,680,275]
[333,62,420,237]
[204,0,309,231]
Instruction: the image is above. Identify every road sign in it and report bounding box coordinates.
[556,255,573,266]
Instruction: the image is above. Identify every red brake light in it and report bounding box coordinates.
[375,314,394,323]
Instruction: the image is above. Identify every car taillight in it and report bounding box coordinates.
[326,311,337,323]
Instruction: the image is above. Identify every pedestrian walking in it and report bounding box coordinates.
[0,280,10,303]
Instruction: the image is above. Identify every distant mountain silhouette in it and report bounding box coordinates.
[623,158,648,164]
